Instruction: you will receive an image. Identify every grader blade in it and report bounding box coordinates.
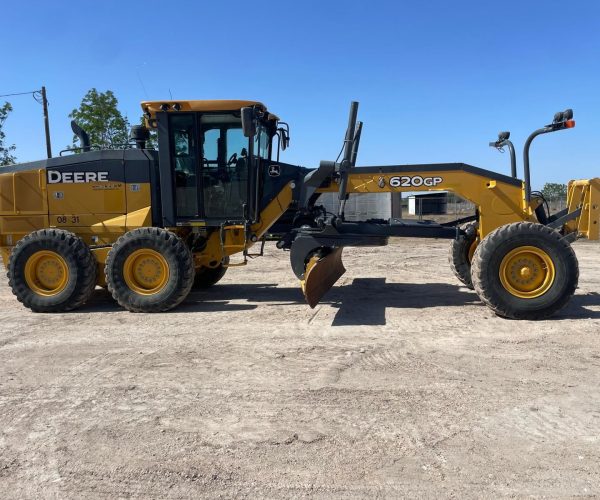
[301,247,346,308]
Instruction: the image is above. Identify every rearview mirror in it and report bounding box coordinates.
[241,107,256,138]
[277,124,290,151]
[498,131,510,142]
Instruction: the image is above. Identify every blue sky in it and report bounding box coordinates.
[1,0,599,188]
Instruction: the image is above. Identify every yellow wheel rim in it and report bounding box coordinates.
[24,250,70,296]
[123,249,169,295]
[499,246,555,299]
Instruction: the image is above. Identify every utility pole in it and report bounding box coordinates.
[0,87,53,158]
[41,86,52,158]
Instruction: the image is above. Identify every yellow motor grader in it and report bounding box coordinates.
[0,99,597,319]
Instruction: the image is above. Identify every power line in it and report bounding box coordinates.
[0,90,40,98]
[0,87,52,158]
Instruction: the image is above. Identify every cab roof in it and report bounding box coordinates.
[141,99,267,118]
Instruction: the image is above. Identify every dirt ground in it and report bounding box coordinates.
[0,238,599,498]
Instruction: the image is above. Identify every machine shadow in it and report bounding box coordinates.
[554,292,600,320]
[329,278,480,326]
[185,278,480,326]
[76,281,598,324]
[77,288,259,313]
[78,278,480,326]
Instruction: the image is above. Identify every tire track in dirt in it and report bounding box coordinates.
[478,394,600,444]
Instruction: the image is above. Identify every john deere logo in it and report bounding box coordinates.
[268,165,281,177]
[47,170,109,184]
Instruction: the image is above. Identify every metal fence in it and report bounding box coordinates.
[405,196,475,221]
[318,192,392,221]
[406,196,568,221]
[546,198,567,212]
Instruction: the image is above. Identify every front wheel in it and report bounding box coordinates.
[448,221,478,289]
[471,222,578,320]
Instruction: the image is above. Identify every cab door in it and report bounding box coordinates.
[156,112,201,226]
[199,114,249,223]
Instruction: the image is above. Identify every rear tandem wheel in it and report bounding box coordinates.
[193,257,230,288]
[105,227,195,312]
[7,229,97,312]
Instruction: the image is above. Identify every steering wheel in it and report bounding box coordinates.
[227,153,238,166]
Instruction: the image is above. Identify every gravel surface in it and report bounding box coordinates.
[0,238,599,498]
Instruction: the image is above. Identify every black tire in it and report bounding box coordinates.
[471,222,578,320]
[7,229,96,312]
[193,257,229,289]
[105,227,194,312]
[448,222,478,289]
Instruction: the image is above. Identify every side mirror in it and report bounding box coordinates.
[280,129,289,151]
[553,108,573,124]
[277,123,290,151]
[241,107,256,138]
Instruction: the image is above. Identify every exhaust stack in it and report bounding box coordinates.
[70,121,91,152]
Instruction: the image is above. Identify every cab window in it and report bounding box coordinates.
[170,114,198,217]
[201,114,249,219]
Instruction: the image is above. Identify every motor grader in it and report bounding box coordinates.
[0,99,597,319]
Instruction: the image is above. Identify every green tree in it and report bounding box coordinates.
[0,102,17,166]
[69,89,130,149]
[541,182,567,201]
